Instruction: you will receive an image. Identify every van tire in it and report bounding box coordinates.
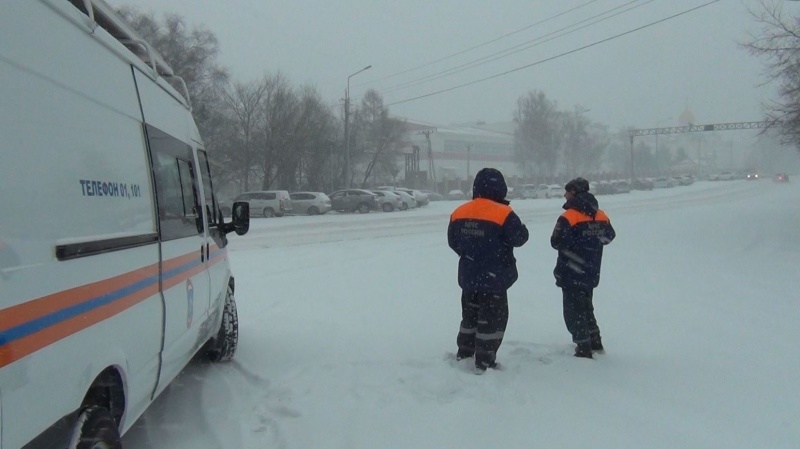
[263,208,275,218]
[307,206,319,215]
[68,406,121,449]
[381,203,394,212]
[205,287,239,362]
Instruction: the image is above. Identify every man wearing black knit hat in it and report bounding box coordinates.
[550,177,616,358]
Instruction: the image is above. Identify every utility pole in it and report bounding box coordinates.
[465,143,472,182]
[420,129,436,190]
[344,65,371,188]
[629,135,635,182]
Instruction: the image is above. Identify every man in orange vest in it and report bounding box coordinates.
[448,168,529,372]
[550,177,615,359]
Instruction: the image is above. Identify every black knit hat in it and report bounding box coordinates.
[565,177,590,194]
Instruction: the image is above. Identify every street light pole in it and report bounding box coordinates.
[344,65,372,188]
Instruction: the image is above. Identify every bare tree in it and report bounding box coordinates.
[117,8,229,146]
[743,1,800,147]
[256,73,298,190]
[350,90,406,188]
[292,86,340,192]
[561,106,592,177]
[514,91,563,179]
[219,78,269,191]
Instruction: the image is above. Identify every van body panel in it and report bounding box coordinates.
[0,1,248,447]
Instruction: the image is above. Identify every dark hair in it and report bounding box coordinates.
[565,177,590,194]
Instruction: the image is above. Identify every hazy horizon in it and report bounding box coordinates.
[107,0,789,130]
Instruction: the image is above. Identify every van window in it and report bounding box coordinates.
[146,125,202,241]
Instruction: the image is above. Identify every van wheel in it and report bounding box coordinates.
[382,203,394,212]
[401,203,408,211]
[307,206,319,216]
[205,287,239,362]
[68,406,121,449]
[356,203,370,214]
[263,208,275,218]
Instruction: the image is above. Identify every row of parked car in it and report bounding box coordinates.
[220,187,433,217]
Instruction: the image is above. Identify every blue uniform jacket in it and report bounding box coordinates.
[550,192,615,288]
[448,198,529,292]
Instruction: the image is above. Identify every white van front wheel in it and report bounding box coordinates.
[68,406,121,449]
[205,287,239,362]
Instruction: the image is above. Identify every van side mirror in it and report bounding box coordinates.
[231,201,249,235]
[222,201,249,235]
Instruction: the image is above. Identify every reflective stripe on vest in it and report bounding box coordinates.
[561,208,610,226]
[450,198,512,225]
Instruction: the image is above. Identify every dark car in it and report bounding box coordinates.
[632,178,654,191]
[595,181,615,195]
[328,189,379,213]
[774,173,789,182]
[745,171,760,180]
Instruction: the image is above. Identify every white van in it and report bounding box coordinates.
[0,1,250,448]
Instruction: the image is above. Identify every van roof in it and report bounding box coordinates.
[68,0,192,108]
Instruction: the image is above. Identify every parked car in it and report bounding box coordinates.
[652,177,675,188]
[289,191,331,215]
[394,190,417,209]
[676,175,695,186]
[595,181,615,195]
[370,190,403,212]
[612,180,631,194]
[421,190,445,201]
[396,188,429,206]
[533,183,561,199]
[632,178,654,190]
[710,171,736,181]
[447,189,466,201]
[774,173,790,182]
[517,184,539,199]
[329,189,379,213]
[235,190,292,217]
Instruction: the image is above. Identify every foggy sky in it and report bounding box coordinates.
[108,0,793,130]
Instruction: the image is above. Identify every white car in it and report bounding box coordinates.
[534,184,561,199]
[393,190,417,210]
[370,190,403,212]
[235,190,293,217]
[517,184,539,199]
[289,191,332,215]
[711,171,736,181]
[447,189,466,201]
[653,177,675,188]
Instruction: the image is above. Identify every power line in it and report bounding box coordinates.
[354,0,601,88]
[381,0,653,95]
[386,0,720,107]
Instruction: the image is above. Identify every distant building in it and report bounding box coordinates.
[401,119,519,190]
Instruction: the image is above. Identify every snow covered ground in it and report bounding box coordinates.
[122,179,800,449]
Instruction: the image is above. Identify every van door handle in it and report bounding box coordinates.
[200,245,205,262]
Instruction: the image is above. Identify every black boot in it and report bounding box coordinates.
[456,350,474,361]
[590,335,604,352]
[574,343,593,359]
